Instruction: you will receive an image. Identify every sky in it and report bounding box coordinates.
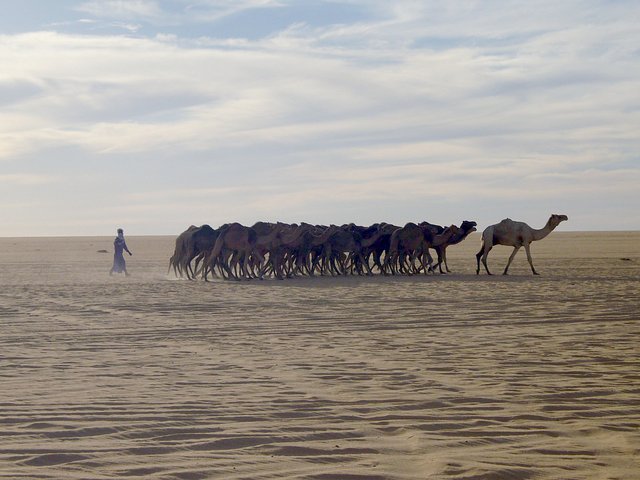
[1,0,639,236]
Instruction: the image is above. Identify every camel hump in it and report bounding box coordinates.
[248,228,258,245]
[496,218,515,229]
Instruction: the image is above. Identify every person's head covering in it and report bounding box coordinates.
[117,228,124,239]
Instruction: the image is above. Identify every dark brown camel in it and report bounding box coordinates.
[419,224,461,273]
[433,220,477,273]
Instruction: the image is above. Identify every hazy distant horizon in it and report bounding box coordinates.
[2,1,639,236]
[2,228,638,240]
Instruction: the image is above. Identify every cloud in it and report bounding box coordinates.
[0,1,639,234]
[75,0,163,21]
[74,0,287,27]
[0,174,57,186]
[182,0,287,22]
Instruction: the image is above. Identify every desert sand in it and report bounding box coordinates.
[0,232,638,479]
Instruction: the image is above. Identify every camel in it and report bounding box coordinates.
[304,225,341,275]
[421,224,461,272]
[168,225,198,277]
[182,224,218,280]
[208,223,262,280]
[270,224,311,278]
[432,220,477,273]
[362,223,398,274]
[351,223,390,275]
[386,223,430,275]
[476,214,568,275]
[319,227,365,276]
[251,223,284,279]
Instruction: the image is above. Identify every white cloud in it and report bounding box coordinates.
[74,0,286,26]
[0,174,57,185]
[0,1,638,234]
[75,0,163,20]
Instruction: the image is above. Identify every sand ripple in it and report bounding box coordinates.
[0,234,639,479]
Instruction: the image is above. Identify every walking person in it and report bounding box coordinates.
[110,228,133,276]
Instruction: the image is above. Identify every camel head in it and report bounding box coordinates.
[460,220,477,234]
[549,214,568,229]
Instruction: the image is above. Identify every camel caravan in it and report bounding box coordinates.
[168,220,478,281]
[168,214,567,281]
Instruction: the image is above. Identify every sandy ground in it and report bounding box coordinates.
[0,232,638,479]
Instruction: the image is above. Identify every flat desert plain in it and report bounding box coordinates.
[0,232,638,480]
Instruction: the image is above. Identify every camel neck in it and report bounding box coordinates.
[532,219,555,241]
[432,230,454,247]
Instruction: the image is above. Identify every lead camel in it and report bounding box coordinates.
[476,214,568,275]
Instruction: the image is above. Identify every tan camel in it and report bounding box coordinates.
[319,227,365,276]
[386,223,460,275]
[168,225,198,277]
[252,223,284,279]
[272,224,311,278]
[208,223,262,280]
[476,214,568,275]
[182,225,219,280]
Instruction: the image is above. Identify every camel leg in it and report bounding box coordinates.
[389,254,398,275]
[418,251,428,274]
[361,253,373,276]
[400,253,410,275]
[254,251,266,279]
[401,253,410,274]
[391,254,399,275]
[477,244,493,275]
[433,247,444,274]
[187,255,197,280]
[239,251,250,280]
[202,259,210,282]
[271,254,283,280]
[378,251,390,275]
[524,243,539,275]
[373,252,382,274]
[476,246,484,274]
[425,251,434,274]
[406,252,416,274]
[383,254,393,275]
[338,253,347,275]
[414,252,423,274]
[388,252,398,275]
[192,255,202,279]
[169,257,179,277]
[226,251,237,278]
[503,246,520,275]
[443,247,451,273]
